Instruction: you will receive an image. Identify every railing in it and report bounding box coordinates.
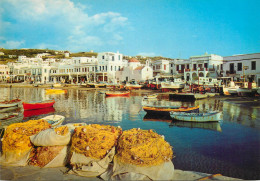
[178,70,184,73]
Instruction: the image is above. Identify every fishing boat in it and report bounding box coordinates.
[237,87,257,97]
[143,94,158,99]
[41,115,65,128]
[161,78,185,91]
[45,89,67,94]
[22,99,55,110]
[143,113,172,123]
[105,91,130,97]
[143,105,199,116]
[0,99,21,108]
[170,111,222,122]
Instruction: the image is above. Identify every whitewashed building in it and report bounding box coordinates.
[97,51,127,82]
[184,53,223,82]
[223,53,260,86]
[152,59,170,76]
[0,64,9,82]
[115,58,153,82]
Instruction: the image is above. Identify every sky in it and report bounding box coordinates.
[0,0,259,59]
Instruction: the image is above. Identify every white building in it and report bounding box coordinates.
[97,51,127,82]
[152,59,170,76]
[169,59,190,79]
[184,53,223,82]
[0,64,9,82]
[115,58,153,82]
[223,53,260,86]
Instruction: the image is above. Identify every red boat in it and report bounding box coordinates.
[23,106,55,118]
[22,99,55,110]
[105,91,130,97]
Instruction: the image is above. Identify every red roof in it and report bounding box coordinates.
[129,58,139,63]
[134,66,145,70]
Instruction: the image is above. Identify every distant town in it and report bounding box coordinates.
[0,49,259,89]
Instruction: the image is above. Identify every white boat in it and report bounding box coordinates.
[41,115,65,128]
[161,78,185,90]
[143,94,158,99]
[170,111,222,122]
[0,99,21,108]
[0,113,24,129]
[237,87,257,97]
[191,77,221,87]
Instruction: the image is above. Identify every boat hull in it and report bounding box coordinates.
[45,89,67,94]
[237,88,256,97]
[143,105,200,116]
[0,102,18,108]
[22,100,55,110]
[105,91,130,97]
[170,112,222,122]
[41,115,65,128]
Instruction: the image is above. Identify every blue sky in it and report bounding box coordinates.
[0,0,259,58]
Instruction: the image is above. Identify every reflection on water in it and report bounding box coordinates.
[170,121,222,132]
[0,88,260,180]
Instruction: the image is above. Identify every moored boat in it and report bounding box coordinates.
[161,78,185,91]
[0,99,21,108]
[143,105,199,115]
[237,87,257,97]
[45,89,67,94]
[105,91,130,97]
[22,99,55,110]
[170,111,222,122]
[41,115,65,128]
[23,106,56,118]
[143,94,158,99]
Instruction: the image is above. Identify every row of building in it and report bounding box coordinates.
[0,51,259,86]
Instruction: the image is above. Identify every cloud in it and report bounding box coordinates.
[137,52,157,57]
[0,0,129,50]
[0,39,25,49]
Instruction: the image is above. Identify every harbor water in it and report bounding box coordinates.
[1,87,260,180]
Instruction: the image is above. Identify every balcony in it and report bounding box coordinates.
[185,69,190,72]
[209,68,215,72]
[178,70,184,73]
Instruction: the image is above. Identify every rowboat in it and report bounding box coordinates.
[23,107,55,118]
[22,99,55,110]
[105,91,130,97]
[143,105,199,116]
[170,111,222,122]
[45,89,67,94]
[0,99,21,108]
[41,115,65,128]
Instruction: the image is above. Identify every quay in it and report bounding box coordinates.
[0,165,240,180]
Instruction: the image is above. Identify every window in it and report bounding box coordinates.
[118,55,120,60]
[102,56,105,59]
[45,69,47,73]
[112,56,114,61]
[171,64,173,67]
[193,64,196,70]
[237,63,242,71]
[111,66,113,71]
[204,63,208,68]
[164,65,166,70]
[187,64,189,69]
[252,61,256,70]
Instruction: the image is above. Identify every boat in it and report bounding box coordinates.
[170,111,222,122]
[237,87,257,97]
[45,89,67,94]
[22,99,55,110]
[0,99,21,108]
[53,83,62,87]
[170,121,222,132]
[143,105,199,116]
[125,81,143,90]
[105,91,130,97]
[161,78,185,91]
[41,115,65,128]
[143,94,158,99]
[0,113,24,130]
[23,107,56,118]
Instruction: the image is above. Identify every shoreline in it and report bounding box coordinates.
[0,164,240,180]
